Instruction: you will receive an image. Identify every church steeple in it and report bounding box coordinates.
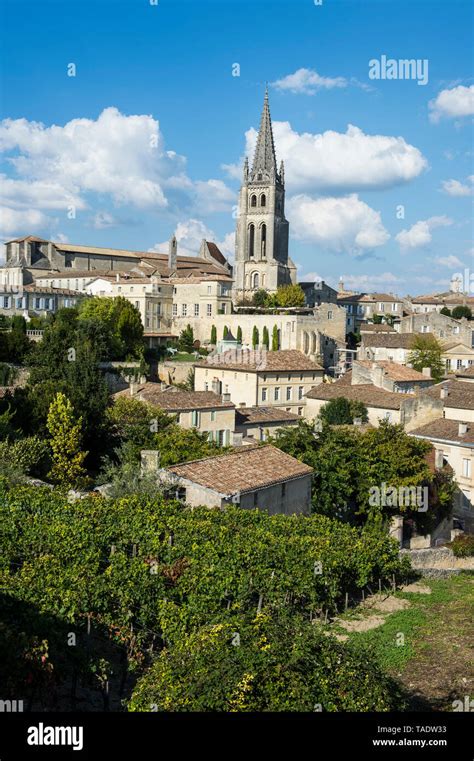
[251,87,277,179]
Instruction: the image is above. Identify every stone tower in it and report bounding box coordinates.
[234,88,296,299]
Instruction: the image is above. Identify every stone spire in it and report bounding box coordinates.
[279,159,285,185]
[251,87,277,178]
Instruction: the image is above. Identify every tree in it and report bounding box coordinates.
[46,392,88,489]
[262,326,269,349]
[252,326,259,349]
[451,305,472,320]
[319,397,368,426]
[210,325,217,345]
[371,314,383,324]
[236,326,242,344]
[271,325,279,351]
[275,284,305,308]
[78,296,143,358]
[252,289,269,308]
[178,325,194,353]
[440,307,451,317]
[407,334,444,383]
[223,325,229,339]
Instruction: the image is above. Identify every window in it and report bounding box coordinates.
[379,303,385,312]
[172,303,177,316]
[462,459,472,478]
[182,304,187,316]
[286,387,292,401]
[210,410,216,422]
[298,386,304,400]
[274,387,280,401]
[248,224,255,257]
[281,482,286,498]
[261,223,266,257]
[16,297,23,309]
[327,311,333,320]
[194,304,199,317]
[392,303,398,312]
[262,387,267,401]
[207,285,211,294]
[298,407,303,416]
[421,325,429,333]
[252,272,259,289]
[253,492,258,507]
[454,326,460,334]
[135,301,139,309]
[207,304,212,317]
[260,194,266,207]
[250,194,257,208]
[191,410,200,427]
[3,296,10,308]
[44,298,51,310]
[35,298,41,309]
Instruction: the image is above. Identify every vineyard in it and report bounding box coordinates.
[0,480,413,711]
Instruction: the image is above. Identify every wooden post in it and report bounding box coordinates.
[110,545,116,556]
[362,589,365,602]
[392,574,396,592]
[257,594,263,614]
[345,592,349,612]
[87,614,91,635]
[378,578,382,594]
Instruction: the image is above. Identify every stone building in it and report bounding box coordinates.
[233,89,296,298]
[153,445,313,514]
[195,349,324,413]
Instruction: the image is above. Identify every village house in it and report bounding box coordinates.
[149,445,313,514]
[410,418,474,533]
[424,379,474,423]
[407,290,474,315]
[400,311,472,347]
[351,360,434,394]
[234,405,299,442]
[304,370,443,430]
[337,290,404,333]
[359,333,416,364]
[114,385,236,445]
[194,349,324,413]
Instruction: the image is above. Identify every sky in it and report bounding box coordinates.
[0,0,473,296]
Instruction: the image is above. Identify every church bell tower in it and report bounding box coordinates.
[233,88,296,299]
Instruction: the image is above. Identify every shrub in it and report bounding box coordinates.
[451,534,474,557]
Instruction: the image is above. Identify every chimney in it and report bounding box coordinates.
[435,449,444,469]
[140,450,160,474]
[422,367,431,378]
[458,422,468,436]
[440,385,449,399]
[353,417,362,426]
[239,402,246,408]
[222,392,231,403]
[168,234,177,272]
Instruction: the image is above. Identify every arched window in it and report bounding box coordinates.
[252,272,260,289]
[260,194,266,207]
[248,224,255,257]
[250,194,257,208]
[261,223,266,258]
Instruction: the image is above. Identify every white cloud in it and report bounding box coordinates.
[435,255,463,267]
[429,85,474,123]
[272,68,347,95]
[340,272,402,292]
[0,108,234,234]
[225,122,426,192]
[286,194,390,254]
[396,215,453,250]
[0,206,52,236]
[91,211,118,229]
[149,218,235,261]
[441,176,474,196]
[299,271,324,282]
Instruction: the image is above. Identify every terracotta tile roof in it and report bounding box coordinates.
[361,333,416,349]
[355,360,431,382]
[196,350,324,373]
[8,235,49,243]
[23,285,80,296]
[235,406,300,426]
[442,342,474,353]
[456,365,474,379]
[337,292,401,304]
[166,445,313,495]
[410,418,474,445]
[424,380,474,410]
[114,386,235,411]
[306,382,413,410]
[359,324,397,333]
[411,293,474,305]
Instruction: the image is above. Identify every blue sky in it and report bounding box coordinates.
[0,0,473,295]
